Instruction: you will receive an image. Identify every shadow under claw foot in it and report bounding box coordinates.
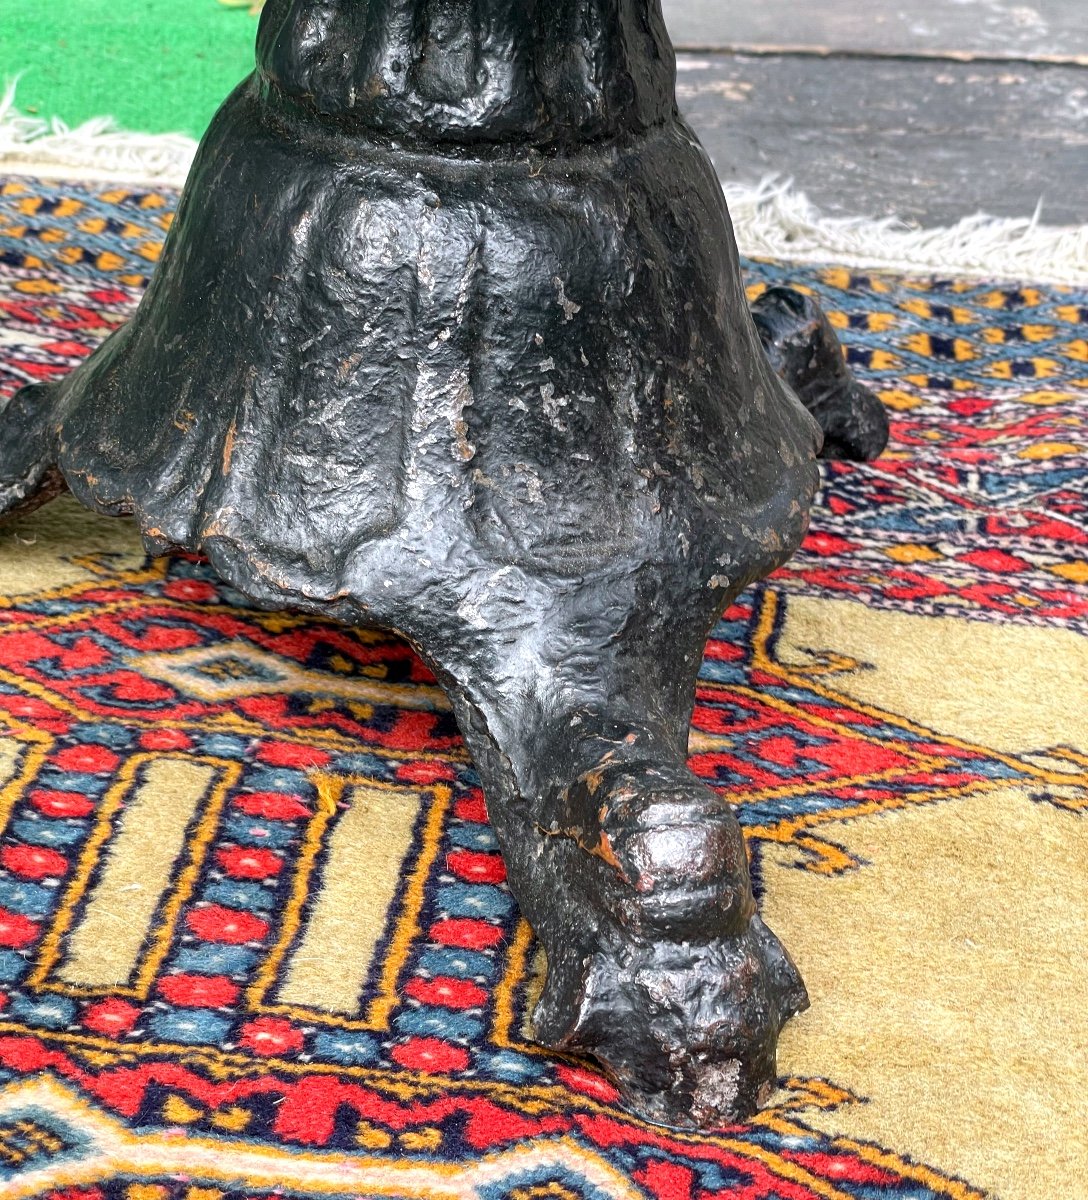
[753,286,890,462]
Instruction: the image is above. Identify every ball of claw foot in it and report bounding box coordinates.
[557,916,808,1128]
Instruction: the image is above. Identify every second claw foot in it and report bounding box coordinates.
[752,285,890,462]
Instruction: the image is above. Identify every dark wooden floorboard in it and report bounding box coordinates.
[663,0,1088,61]
[675,52,1088,226]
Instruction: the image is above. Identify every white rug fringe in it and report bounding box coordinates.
[724,179,1088,286]
[2,85,1086,285]
[0,83,198,187]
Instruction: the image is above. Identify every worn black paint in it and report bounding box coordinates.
[0,0,885,1127]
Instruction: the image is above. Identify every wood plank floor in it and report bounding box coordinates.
[663,0,1088,60]
[665,1,1088,225]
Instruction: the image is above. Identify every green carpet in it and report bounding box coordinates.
[1,0,257,140]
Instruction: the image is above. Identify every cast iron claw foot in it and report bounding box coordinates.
[752,286,890,461]
[445,674,813,1129]
[531,762,809,1127]
[0,0,835,1126]
[546,920,807,1127]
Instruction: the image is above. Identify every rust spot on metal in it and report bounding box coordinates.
[593,830,624,873]
[538,821,629,882]
[222,419,237,475]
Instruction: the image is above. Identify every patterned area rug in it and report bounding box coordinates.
[0,177,1085,1200]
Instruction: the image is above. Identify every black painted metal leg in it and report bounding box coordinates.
[0,0,885,1130]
